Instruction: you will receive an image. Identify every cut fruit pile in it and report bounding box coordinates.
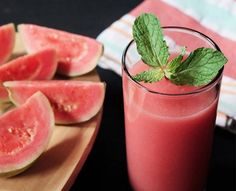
[0,23,105,177]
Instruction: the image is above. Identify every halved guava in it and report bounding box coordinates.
[18,24,103,77]
[0,91,54,177]
[0,23,15,65]
[0,48,57,103]
[4,80,105,124]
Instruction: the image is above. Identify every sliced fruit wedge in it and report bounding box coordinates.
[0,23,15,65]
[0,92,54,177]
[4,80,105,124]
[18,24,103,77]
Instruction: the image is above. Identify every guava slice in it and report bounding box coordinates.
[0,48,57,103]
[4,80,105,124]
[0,91,54,177]
[18,24,103,77]
[0,23,15,65]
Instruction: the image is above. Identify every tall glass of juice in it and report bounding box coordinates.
[122,27,223,191]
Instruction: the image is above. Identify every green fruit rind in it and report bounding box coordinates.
[0,91,54,177]
[0,102,13,115]
[0,160,34,178]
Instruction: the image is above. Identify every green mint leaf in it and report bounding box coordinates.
[133,68,165,83]
[169,47,227,86]
[133,13,169,67]
[165,47,186,78]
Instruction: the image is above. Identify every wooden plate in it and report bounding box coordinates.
[0,33,103,191]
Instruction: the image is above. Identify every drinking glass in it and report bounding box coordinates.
[122,27,223,191]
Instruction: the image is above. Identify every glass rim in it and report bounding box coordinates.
[122,26,224,97]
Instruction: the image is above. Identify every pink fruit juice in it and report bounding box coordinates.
[122,61,221,191]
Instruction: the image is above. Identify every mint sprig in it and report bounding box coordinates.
[132,13,227,86]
